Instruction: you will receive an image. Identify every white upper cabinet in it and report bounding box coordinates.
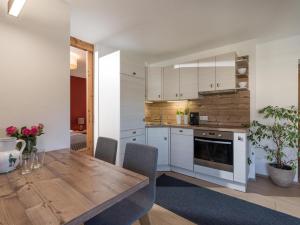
[215,52,236,90]
[198,57,216,92]
[120,60,145,79]
[163,66,180,100]
[179,61,198,99]
[147,67,162,101]
[120,75,145,130]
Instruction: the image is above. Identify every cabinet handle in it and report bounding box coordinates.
[210,84,213,88]
[180,93,183,97]
[132,72,136,75]
[238,136,243,141]
[216,83,220,87]
[164,137,167,141]
[179,130,183,133]
[132,131,136,134]
[158,94,160,98]
[132,138,136,141]
[176,93,178,97]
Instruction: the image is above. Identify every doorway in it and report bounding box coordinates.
[70,37,94,156]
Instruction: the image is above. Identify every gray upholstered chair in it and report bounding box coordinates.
[94,137,118,164]
[86,143,158,225]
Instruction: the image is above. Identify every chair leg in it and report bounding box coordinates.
[139,213,151,225]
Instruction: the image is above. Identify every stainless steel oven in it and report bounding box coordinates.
[194,130,233,172]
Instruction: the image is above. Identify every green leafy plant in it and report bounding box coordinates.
[184,107,189,115]
[176,109,183,115]
[248,106,300,170]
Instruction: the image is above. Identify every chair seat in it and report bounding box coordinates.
[86,197,151,225]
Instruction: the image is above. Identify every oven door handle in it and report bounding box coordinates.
[195,138,232,145]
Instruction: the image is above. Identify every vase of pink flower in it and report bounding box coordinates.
[6,124,44,154]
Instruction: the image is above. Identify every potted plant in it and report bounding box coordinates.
[183,107,189,125]
[176,109,183,125]
[248,106,300,187]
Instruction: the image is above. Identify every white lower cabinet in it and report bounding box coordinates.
[233,133,248,184]
[119,133,145,166]
[170,128,194,171]
[146,128,169,169]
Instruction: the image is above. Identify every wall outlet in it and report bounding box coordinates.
[200,116,208,121]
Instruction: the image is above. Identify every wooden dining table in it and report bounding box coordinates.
[0,149,149,225]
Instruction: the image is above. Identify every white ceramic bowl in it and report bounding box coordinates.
[238,82,247,88]
[237,68,247,75]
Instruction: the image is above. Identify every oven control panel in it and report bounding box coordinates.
[194,130,233,140]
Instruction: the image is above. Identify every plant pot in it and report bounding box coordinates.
[267,164,296,187]
[176,115,182,125]
[183,115,189,125]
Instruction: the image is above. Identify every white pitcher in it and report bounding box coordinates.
[0,137,26,173]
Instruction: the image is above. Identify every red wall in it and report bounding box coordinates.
[70,76,86,130]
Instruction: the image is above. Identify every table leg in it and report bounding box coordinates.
[139,213,151,225]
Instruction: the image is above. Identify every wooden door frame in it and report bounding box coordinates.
[70,36,94,156]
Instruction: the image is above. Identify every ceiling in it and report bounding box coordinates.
[70,46,86,78]
[69,0,300,58]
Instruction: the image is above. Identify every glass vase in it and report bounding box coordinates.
[21,152,33,175]
[31,147,45,169]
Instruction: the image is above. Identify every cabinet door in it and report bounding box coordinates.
[171,132,194,171]
[120,75,145,130]
[120,60,145,79]
[119,135,145,166]
[233,133,248,184]
[198,57,216,92]
[179,61,198,99]
[147,128,169,166]
[147,67,162,101]
[163,66,180,100]
[215,52,236,90]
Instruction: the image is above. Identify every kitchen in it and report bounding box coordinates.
[97,51,251,192]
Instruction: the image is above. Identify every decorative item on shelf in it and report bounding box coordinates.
[248,106,300,187]
[176,109,183,125]
[183,107,189,125]
[6,124,44,174]
[237,67,247,75]
[238,81,248,88]
[78,117,85,131]
[0,137,26,173]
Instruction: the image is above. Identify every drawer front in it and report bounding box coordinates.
[119,135,145,165]
[171,128,193,136]
[121,61,145,79]
[121,128,145,138]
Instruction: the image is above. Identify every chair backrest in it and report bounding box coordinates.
[123,143,158,210]
[95,137,118,164]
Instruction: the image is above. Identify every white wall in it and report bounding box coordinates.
[255,35,300,181]
[0,0,70,151]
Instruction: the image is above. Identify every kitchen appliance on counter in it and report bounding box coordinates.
[189,112,199,125]
[194,129,233,172]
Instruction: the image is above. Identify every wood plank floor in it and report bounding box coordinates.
[133,172,300,225]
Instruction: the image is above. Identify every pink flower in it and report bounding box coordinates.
[31,126,38,136]
[38,123,44,130]
[22,128,31,136]
[6,126,17,136]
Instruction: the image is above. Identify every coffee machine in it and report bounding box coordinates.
[189,112,199,125]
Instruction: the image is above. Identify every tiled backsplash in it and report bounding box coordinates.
[145,90,250,127]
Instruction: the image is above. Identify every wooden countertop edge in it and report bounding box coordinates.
[145,124,249,133]
[65,178,149,225]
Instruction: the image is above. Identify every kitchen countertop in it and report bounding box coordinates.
[145,123,249,133]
